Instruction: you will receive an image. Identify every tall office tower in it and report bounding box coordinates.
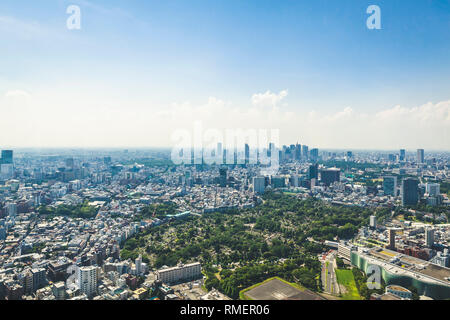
[295,144,301,161]
[320,168,340,186]
[65,158,75,169]
[417,149,424,164]
[290,174,300,187]
[6,202,17,218]
[216,142,223,164]
[244,143,250,164]
[190,149,195,165]
[222,148,227,165]
[268,142,276,157]
[289,144,296,155]
[0,163,14,179]
[302,145,309,161]
[33,192,42,207]
[281,146,287,162]
[0,226,6,240]
[426,183,440,196]
[271,175,286,188]
[401,178,419,206]
[383,176,397,196]
[370,215,377,229]
[347,151,353,159]
[310,148,319,162]
[219,167,227,187]
[78,266,98,298]
[31,268,47,293]
[0,150,13,164]
[135,255,142,275]
[425,228,434,248]
[23,270,34,294]
[308,163,319,180]
[252,176,266,194]
[388,229,396,250]
[399,149,406,161]
[103,156,112,165]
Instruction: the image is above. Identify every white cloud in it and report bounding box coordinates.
[0,88,448,150]
[4,90,31,99]
[375,101,450,124]
[251,90,288,108]
[154,95,450,150]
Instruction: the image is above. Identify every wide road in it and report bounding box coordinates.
[321,251,339,295]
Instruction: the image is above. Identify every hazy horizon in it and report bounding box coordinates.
[6,146,450,153]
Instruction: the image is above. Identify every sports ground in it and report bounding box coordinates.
[240,277,325,300]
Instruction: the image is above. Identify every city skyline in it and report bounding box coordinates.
[3,146,450,155]
[0,140,449,302]
[1,0,450,308]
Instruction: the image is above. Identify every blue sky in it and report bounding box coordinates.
[0,0,449,149]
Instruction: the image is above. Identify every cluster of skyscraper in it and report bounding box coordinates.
[176,142,319,166]
[279,143,318,162]
[382,147,443,207]
[393,148,425,164]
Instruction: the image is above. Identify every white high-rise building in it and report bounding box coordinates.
[156,262,201,284]
[6,203,17,218]
[135,255,142,276]
[426,183,440,197]
[78,266,98,298]
[432,249,449,268]
[417,149,424,164]
[370,215,377,229]
[0,163,14,180]
[217,142,223,163]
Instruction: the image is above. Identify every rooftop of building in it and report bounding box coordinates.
[362,247,450,284]
[379,293,402,300]
[386,285,411,293]
[133,288,147,295]
[157,262,201,272]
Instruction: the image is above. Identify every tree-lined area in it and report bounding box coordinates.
[136,201,178,220]
[38,201,99,219]
[121,191,379,299]
[440,181,450,197]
